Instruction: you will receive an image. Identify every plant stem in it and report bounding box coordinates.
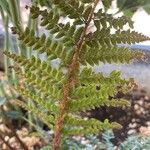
[7,0,22,31]
[0,8,9,78]
[8,0,27,56]
[52,0,100,149]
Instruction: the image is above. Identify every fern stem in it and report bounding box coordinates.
[52,0,100,149]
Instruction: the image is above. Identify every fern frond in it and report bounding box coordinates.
[24,71,62,100]
[79,68,131,87]
[80,46,145,65]
[14,99,54,129]
[86,30,150,49]
[31,2,83,21]
[11,27,75,64]
[70,70,132,111]
[15,70,61,100]
[15,86,59,114]
[101,0,112,9]
[30,6,86,45]
[95,9,134,30]
[63,119,122,135]
[5,52,63,100]
[52,0,92,20]
[69,96,130,112]
[110,30,150,45]
[4,51,64,83]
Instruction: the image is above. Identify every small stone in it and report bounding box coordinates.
[146,121,150,126]
[127,129,136,135]
[144,96,149,100]
[9,137,16,144]
[129,123,137,128]
[140,126,150,136]
[4,136,9,141]
[2,143,7,150]
[134,104,139,110]
[138,100,144,105]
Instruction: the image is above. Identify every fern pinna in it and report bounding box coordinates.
[4,0,149,149]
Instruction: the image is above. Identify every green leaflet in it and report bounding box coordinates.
[69,97,130,112]
[24,71,62,100]
[70,70,132,111]
[80,0,93,3]
[80,46,144,65]
[77,69,130,95]
[102,0,112,8]
[36,0,84,20]
[14,99,54,129]
[4,52,64,83]
[64,116,121,130]
[63,119,122,135]
[87,29,149,48]
[15,86,59,114]
[95,9,134,29]
[83,5,92,20]
[10,26,76,63]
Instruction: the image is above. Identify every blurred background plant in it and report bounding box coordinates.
[0,0,40,149]
[40,130,150,150]
[117,0,150,17]
[0,0,150,149]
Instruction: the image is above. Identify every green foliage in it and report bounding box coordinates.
[40,131,150,150]
[117,0,150,16]
[38,129,150,150]
[40,130,115,150]
[120,135,150,150]
[0,0,40,135]
[4,0,150,147]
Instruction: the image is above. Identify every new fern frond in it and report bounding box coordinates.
[4,0,149,149]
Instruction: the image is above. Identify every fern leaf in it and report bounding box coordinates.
[11,27,75,64]
[14,99,54,129]
[80,46,145,65]
[63,119,122,135]
[24,71,62,100]
[86,30,150,49]
[15,86,59,114]
[69,97,130,112]
[95,9,134,29]
[4,52,64,83]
